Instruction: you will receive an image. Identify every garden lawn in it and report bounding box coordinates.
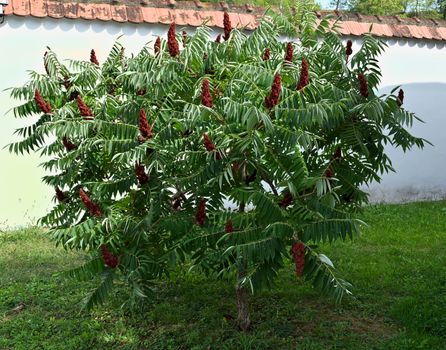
[1,201,445,350]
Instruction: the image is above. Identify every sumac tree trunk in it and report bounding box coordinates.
[236,272,251,332]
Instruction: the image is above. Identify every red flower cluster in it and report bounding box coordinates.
[168,22,180,57]
[334,146,342,160]
[79,188,102,217]
[346,40,353,57]
[76,95,93,118]
[284,42,293,62]
[90,49,99,65]
[223,12,232,41]
[55,187,68,203]
[203,133,216,152]
[100,244,119,268]
[138,109,153,141]
[135,162,149,185]
[397,88,404,107]
[182,31,188,46]
[358,73,369,98]
[263,47,271,61]
[201,79,213,108]
[291,242,305,277]
[154,36,161,55]
[34,90,52,114]
[195,198,206,226]
[296,58,309,91]
[265,73,281,109]
[62,137,77,151]
[225,219,234,233]
[215,34,222,43]
[279,192,293,208]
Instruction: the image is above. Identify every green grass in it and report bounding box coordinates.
[1,201,445,349]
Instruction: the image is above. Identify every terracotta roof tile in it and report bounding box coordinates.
[46,1,64,19]
[13,0,30,16]
[30,0,47,18]
[63,2,77,19]
[2,1,446,41]
[111,4,128,23]
[77,2,95,21]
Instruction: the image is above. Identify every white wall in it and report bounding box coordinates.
[1,17,445,227]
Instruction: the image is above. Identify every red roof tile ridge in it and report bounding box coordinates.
[2,1,446,41]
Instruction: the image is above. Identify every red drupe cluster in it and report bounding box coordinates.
[263,47,271,61]
[62,137,77,151]
[296,58,309,91]
[397,88,404,107]
[55,187,68,203]
[34,90,52,114]
[203,133,216,152]
[225,219,234,233]
[223,12,232,41]
[195,198,206,226]
[90,49,99,65]
[346,40,353,57]
[168,22,180,57]
[201,79,213,108]
[284,42,293,62]
[154,36,161,54]
[358,73,369,98]
[279,192,293,208]
[79,188,102,217]
[265,73,281,109]
[135,162,149,185]
[100,244,119,268]
[138,109,153,141]
[76,95,93,118]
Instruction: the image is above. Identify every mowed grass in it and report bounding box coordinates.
[0,201,445,350]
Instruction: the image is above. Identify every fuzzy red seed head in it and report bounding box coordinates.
[62,137,77,152]
[279,192,293,208]
[397,88,404,107]
[291,242,305,277]
[215,34,222,43]
[201,79,213,108]
[296,58,309,91]
[195,198,206,226]
[34,89,52,114]
[79,188,102,217]
[90,49,99,66]
[135,162,149,185]
[346,40,353,56]
[138,109,153,140]
[100,244,119,268]
[76,95,93,117]
[358,73,369,98]
[223,12,232,41]
[167,22,180,57]
[334,146,342,160]
[263,47,271,61]
[225,219,234,233]
[284,42,293,62]
[154,36,161,55]
[203,133,216,152]
[55,187,68,203]
[265,73,281,109]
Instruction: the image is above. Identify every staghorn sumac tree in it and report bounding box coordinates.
[8,11,426,331]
